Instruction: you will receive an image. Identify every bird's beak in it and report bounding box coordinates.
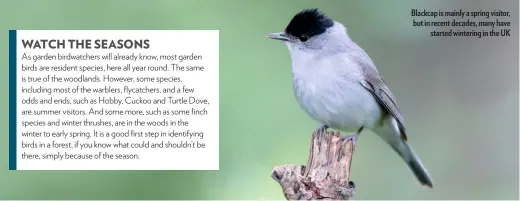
[267,32,290,42]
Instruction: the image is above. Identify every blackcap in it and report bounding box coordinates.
[267,8,434,188]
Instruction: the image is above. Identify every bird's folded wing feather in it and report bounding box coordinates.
[356,59,407,140]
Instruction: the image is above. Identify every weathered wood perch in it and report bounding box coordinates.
[271,131,356,200]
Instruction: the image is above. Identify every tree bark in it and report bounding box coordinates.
[271,131,356,200]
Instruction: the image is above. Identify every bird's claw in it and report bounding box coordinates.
[314,125,328,134]
[341,134,358,147]
[341,126,363,148]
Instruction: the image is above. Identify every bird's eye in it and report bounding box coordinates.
[299,35,309,42]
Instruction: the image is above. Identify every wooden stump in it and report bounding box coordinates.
[271,131,356,200]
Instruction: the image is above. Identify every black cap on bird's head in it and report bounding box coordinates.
[267,8,334,43]
[285,9,334,40]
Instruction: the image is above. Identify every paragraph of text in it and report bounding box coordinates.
[10,30,219,170]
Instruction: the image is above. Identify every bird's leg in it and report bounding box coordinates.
[314,124,329,134]
[341,126,364,147]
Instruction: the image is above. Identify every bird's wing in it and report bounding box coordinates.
[355,56,407,140]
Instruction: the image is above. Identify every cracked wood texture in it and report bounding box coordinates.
[271,131,356,200]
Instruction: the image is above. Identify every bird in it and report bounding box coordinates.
[267,8,434,188]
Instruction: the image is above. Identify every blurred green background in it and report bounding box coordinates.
[1,0,519,199]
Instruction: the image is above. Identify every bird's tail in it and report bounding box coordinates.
[389,139,434,188]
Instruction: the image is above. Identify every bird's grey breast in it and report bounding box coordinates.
[291,53,382,132]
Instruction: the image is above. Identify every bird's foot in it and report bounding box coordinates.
[341,134,358,147]
[340,126,364,148]
[314,125,328,134]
